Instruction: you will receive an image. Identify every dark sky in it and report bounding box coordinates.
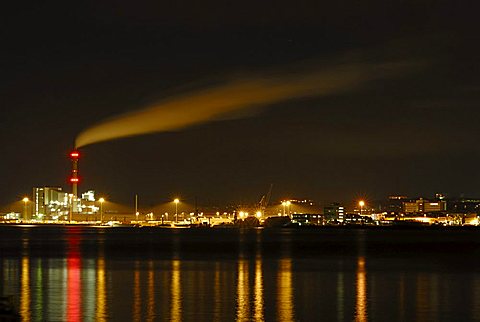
[1,0,479,208]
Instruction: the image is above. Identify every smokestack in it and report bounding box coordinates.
[69,150,80,212]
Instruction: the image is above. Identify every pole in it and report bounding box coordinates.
[175,203,178,223]
[135,194,138,222]
[135,194,138,215]
[194,196,198,218]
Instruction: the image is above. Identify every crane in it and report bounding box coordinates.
[258,184,273,217]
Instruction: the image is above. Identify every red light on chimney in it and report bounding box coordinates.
[70,151,80,159]
[70,178,80,183]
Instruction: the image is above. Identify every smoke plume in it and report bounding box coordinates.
[75,61,413,148]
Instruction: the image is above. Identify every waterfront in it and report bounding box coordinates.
[1,226,480,321]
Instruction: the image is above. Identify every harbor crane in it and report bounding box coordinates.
[258,184,273,217]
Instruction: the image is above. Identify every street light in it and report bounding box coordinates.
[99,198,105,223]
[22,197,29,222]
[174,199,179,223]
[359,200,365,215]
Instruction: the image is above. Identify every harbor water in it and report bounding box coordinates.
[1,225,480,321]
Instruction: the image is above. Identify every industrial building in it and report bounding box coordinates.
[402,198,447,214]
[323,203,345,222]
[32,187,99,220]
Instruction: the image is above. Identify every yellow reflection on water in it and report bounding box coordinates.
[96,254,106,322]
[147,260,155,322]
[236,259,250,322]
[170,259,182,322]
[337,267,344,322]
[277,258,294,322]
[133,261,141,322]
[398,273,405,321]
[355,256,367,322]
[20,256,31,322]
[35,259,43,320]
[429,274,439,321]
[213,262,221,322]
[254,256,264,322]
[83,259,96,321]
[473,275,480,320]
[415,274,429,322]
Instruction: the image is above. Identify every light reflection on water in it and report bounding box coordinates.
[147,260,155,322]
[83,258,96,321]
[337,262,345,322]
[474,275,480,321]
[236,258,250,322]
[2,227,480,321]
[170,259,182,322]
[132,261,141,322]
[253,255,264,322]
[96,246,106,322]
[213,262,221,322]
[20,256,30,322]
[277,258,294,322]
[67,233,81,322]
[355,256,367,322]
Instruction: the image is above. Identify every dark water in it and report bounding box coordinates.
[1,225,480,321]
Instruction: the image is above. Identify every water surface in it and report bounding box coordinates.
[1,226,480,321]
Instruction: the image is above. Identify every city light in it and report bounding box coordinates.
[282,200,292,216]
[6,186,480,228]
[359,200,365,215]
[99,198,105,223]
[22,197,29,221]
[174,199,180,222]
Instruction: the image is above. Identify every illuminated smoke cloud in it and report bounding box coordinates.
[75,61,414,148]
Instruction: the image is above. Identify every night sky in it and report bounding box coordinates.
[1,1,479,208]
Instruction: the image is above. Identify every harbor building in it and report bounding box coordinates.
[402,198,447,214]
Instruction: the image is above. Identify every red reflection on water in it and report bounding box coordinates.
[67,232,82,322]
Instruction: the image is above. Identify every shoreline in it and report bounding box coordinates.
[1,221,480,231]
